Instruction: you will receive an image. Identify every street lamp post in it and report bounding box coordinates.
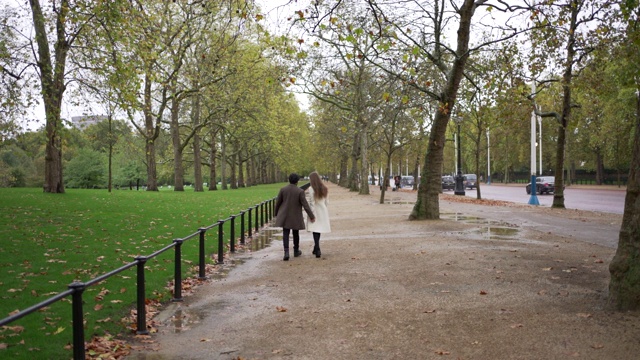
[486,127,491,185]
[528,82,539,205]
[453,116,465,196]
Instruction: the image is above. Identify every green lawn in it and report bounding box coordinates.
[0,184,284,359]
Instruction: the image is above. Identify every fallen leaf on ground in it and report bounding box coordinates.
[591,344,604,349]
[276,306,287,312]
[479,290,488,295]
[510,323,524,328]
[434,349,450,355]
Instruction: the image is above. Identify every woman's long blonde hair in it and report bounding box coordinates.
[309,172,328,200]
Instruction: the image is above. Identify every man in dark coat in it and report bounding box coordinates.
[275,173,315,261]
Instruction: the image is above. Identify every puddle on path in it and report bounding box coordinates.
[384,200,415,205]
[169,307,205,333]
[210,226,281,280]
[247,227,280,252]
[441,212,521,240]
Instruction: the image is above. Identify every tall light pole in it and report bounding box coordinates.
[528,83,539,205]
[486,127,491,185]
[453,116,465,196]
[538,113,542,175]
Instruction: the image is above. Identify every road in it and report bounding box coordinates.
[455,183,626,214]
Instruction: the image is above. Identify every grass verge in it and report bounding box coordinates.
[0,184,283,359]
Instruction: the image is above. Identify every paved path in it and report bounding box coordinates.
[125,183,638,360]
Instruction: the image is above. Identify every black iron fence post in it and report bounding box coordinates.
[269,199,274,221]
[230,215,236,253]
[198,228,207,280]
[173,239,184,302]
[240,211,246,245]
[247,208,253,238]
[267,199,271,222]
[217,220,224,263]
[135,256,149,335]
[260,201,264,227]
[254,205,259,233]
[68,282,86,360]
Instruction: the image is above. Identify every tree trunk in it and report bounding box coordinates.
[208,129,218,191]
[230,147,238,190]
[339,154,348,187]
[171,96,185,192]
[410,112,447,220]
[249,151,257,186]
[238,152,245,188]
[409,0,474,220]
[31,0,68,194]
[108,115,113,192]
[145,136,158,191]
[608,91,640,310]
[412,151,420,191]
[143,70,159,191]
[348,133,360,192]
[379,156,392,204]
[359,128,370,195]
[552,2,580,208]
[192,93,203,192]
[220,130,227,190]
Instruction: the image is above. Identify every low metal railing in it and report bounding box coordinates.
[0,195,279,360]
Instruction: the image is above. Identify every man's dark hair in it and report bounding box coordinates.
[288,173,300,184]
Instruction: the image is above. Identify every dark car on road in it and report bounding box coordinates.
[526,176,556,195]
[463,174,477,189]
[441,175,455,191]
[401,176,415,189]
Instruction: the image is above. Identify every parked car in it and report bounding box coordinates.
[526,176,556,195]
[463,174,477,189]
[441,175,455,191]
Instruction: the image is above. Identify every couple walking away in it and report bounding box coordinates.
[274,172,331,261]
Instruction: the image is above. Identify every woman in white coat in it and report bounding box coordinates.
[306,172,331,258]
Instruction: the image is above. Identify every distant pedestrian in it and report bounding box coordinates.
[306,172,331,258]
[275,173,315,261]
[394,175,401,191]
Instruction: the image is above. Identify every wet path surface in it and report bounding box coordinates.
[124,185,634,360]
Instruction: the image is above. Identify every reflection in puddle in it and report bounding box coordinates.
[471,226,519,240]
[170,308,205,333]
[248,227,279,252]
